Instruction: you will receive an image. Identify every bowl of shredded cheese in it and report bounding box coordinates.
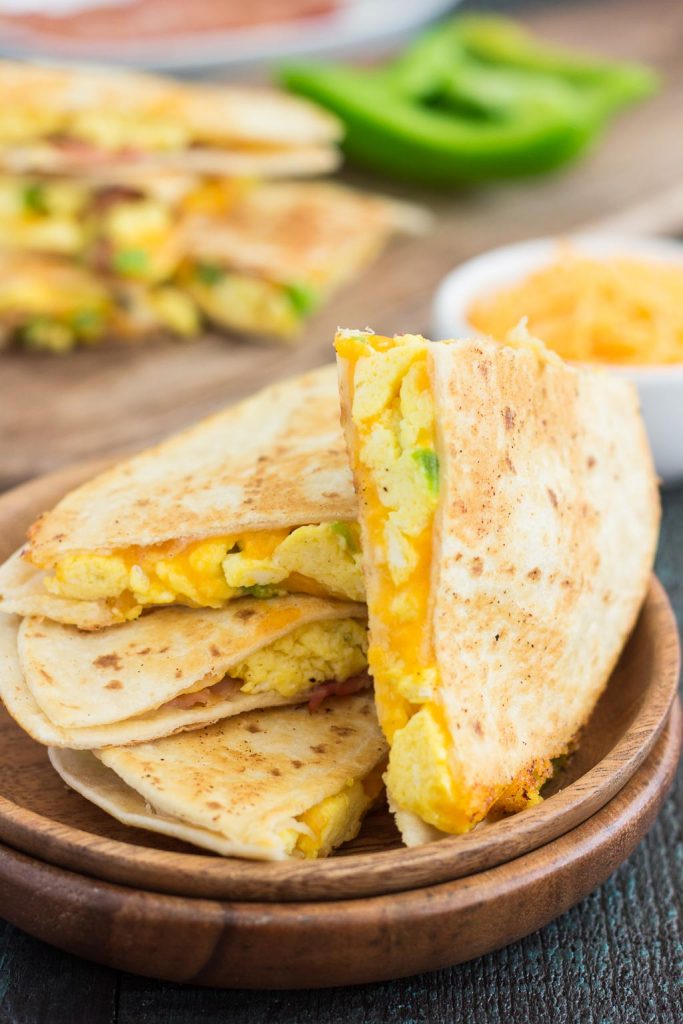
[432,233,683,482]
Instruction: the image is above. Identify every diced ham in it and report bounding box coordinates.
[308,671,371,712]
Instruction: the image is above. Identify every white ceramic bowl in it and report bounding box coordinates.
[432,234,683,485]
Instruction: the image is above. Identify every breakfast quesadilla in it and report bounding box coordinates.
[0,595,368,747]
[181,182,428,338]
[0,61,341,178]
[0,177,420,347]
[0,366,361,627]
[0,249,200,351]
[48,692,387,861]
[335,327,659,844]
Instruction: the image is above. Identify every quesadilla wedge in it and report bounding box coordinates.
[335,327,659,843]
[0,595,368,747]
[0,249,200,351]
[0,366,361,627]
[48,692,387,861]
[0,61,341,179]
[181,182,428,339]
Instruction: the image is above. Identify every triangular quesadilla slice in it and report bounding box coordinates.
[49,692,387,861]
[0,366,362,627]
[0,62,341,179]
[181,181,428,339]
[335,328,659,843]
[0,595,367,747]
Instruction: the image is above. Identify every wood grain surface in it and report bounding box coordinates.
[1,0,683,490]
[0,698,678,989]
[0,460,678,903]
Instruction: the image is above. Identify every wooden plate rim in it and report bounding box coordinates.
[0,699,679,989]
[0,462,679,903]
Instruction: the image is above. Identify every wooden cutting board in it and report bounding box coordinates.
[1,0,683,490]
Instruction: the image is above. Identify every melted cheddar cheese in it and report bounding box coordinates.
[44,522,364,618]
[287,764,384,859]
[336,331,476,834]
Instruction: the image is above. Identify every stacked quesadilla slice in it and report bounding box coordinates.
[335,327,659,844]
[0,366,386,860]
[0,60,424,350]
[49,693,386,862]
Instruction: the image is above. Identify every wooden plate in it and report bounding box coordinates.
[0,462,679,902]
[0,699,679,989]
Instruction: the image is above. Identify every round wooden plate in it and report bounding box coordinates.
[0,699,679,989]
[0,462,680,903]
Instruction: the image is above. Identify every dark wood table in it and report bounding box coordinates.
[0,0,681,1020]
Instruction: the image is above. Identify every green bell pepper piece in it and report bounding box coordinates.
[281,16,657,186]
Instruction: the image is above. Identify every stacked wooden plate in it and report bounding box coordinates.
[0,465,679,989]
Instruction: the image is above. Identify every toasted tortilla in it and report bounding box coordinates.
[336,329,659,843]
[0,59,339,161]
[182,181,428,287]
[48,693,387,860]
[0,142,340,180]
[0,365,355,626]
[0,595,366,747]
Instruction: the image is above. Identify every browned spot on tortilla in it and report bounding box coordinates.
[39,668,53,684]
[270,767,282,777]
[105,680,123,690]
[291,759,303,768]
[474,721,484,737]
[331,725,355,737]
[587,455,597,469]
[527,568,542,581]
[137,647,151,656]
[236,608,256,621]
[245,723,262,734]
[158,645,170,654]
[471,557,484,577]
[206,800,222,809]
[93,653,122,670]
[311,744,327,754]
[505,455,516,474]
[478,360,490,380]
[547,487,558,508]
[174,668,182,679]
[209,644,221,658]
[503,407,516,431]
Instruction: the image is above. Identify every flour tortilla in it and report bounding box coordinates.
[0,595,366,747]
[337,330,659,842]
[0,143,340,180]
[0,61,341,177]
[48,692,386,860]
[0,365,355,627]
[182,181,429,287]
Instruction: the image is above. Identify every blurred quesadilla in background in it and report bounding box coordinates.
[0,61,342,178]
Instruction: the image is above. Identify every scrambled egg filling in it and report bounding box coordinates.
[233,618,367,698]
[284,765,384,859]
[44,522,364,617]
[185,265,320,338]
[336,331,474,833]
[337,331,553,834]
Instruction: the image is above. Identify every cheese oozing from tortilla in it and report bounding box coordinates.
[282,764,384,859]
[43,522,364,617]
[337,331,550,835]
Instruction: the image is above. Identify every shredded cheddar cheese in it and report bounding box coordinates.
[468,247,683,365]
